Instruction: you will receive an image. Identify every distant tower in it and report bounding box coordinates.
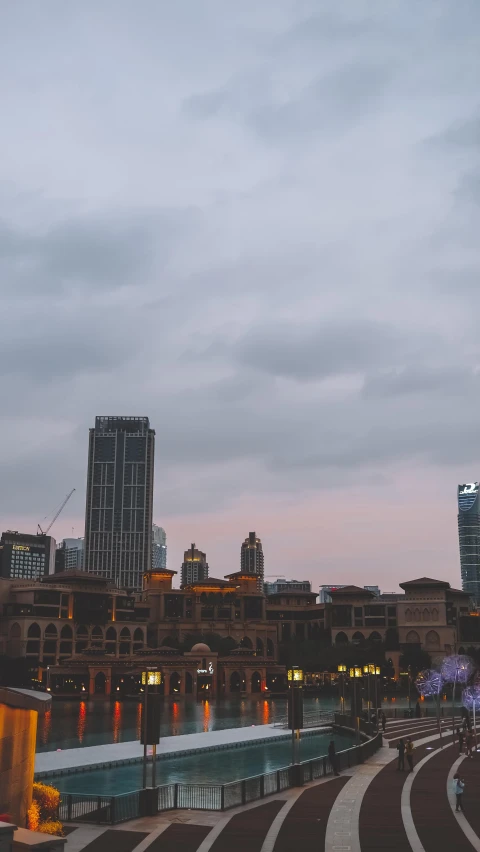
[181,543,209,586]
[458,481,480,604]
[241,531,264,591]
[152,525,167,570]
[84,416,155,591]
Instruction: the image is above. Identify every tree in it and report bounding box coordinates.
[399,646,431,679]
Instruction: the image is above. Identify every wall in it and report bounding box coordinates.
[0,703,37,826]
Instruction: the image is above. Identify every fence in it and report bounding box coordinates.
[59,728,382,825]
[273,710,335,728]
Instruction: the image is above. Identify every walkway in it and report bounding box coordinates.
[63,716,480,852]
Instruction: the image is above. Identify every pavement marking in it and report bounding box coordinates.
[446,754,480,851]
[128,823,170,852]
[259,787,306,852]
[401,741,454,852]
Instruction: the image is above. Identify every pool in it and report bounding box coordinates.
[36,695,340,751]
[48,730,353,794]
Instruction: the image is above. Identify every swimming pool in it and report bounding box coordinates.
[48,730,353,795]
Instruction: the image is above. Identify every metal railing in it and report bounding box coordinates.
[59,728,382,825]
[273,710,335,728]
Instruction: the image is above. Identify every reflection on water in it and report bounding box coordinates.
[36,695,340,752]
[77,702,87,744]
[36,693,412,753]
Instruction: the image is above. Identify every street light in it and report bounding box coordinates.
[349,666,362,743]
[338,664,347,714]
[287,667,304,766]
[141,669,162,789]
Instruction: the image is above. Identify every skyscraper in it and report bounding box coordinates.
[152,524,167,570]
[84,416,155,590]
[458,481,480,604]
[181,543,209,586]
[55,538,84,573]
[240,531,264,591]
[0,531,56,580]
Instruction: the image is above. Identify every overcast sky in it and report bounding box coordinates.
[1,1,480,591]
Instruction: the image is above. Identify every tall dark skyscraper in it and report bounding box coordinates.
[240,531,264,591]
[84,416,155,590]
[458,481,480,604]
[180,543,209,586]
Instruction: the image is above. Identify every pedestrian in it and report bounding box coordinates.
[415,701,421,718]
[381,711,386,733]
[397,738,405,771]
[453,773,465,812]
[328,740,340,776]
[406,738,415,772]
[457,726,465,754]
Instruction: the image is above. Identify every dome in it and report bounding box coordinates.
[191,642,211,653]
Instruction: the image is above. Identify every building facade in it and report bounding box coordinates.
[0,531,56,580]
[181,543,209,587]
[240,532,264,591]
[84,416,155,591]
[458,481,480,604]
[152,525,167,570]
[55,538,84,573]
[319,584,380,603]
[264,579,311,595]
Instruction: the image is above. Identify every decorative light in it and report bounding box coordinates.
[338,664,347,673]
[416,669,443,697]
[462,685,480,710]
[141,670,162,686]
[287,667,304,683]
[440,655,474,685]
[375,666,381,676]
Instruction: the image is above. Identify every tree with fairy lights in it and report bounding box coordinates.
[416,669,444,740]
[441,655,474,743]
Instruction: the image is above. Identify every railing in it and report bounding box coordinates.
[273,710,335,728]
[60,728,382,825]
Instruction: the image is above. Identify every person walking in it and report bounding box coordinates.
[397,738,405,771]
[457,726,465,755]
[467,730,475,758]
[328,740,340,776]
[406,738,415,772]
[453,773,465,812]
[381,711,386,733]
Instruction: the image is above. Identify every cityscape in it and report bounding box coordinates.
[1,3,480,851]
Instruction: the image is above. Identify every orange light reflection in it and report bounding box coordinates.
[77,702,87,744]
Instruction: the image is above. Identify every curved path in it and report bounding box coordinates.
[64,717,480,852]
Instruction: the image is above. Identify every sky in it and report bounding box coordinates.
[1,1,480,592]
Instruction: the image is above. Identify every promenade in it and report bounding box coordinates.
[62,715,480,852]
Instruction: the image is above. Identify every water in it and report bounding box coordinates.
[36,695,338,752]
[48,730,353,795]
[36,693,414,752]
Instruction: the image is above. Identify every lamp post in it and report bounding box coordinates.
[287,666,304,767]
[141,669,162,789]
[338,664,346,715]
[416,669,443,744]
[349,666,362,743]
[374,666,381,726]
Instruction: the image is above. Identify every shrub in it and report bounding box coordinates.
[32,783,61,817]
[27,800,40,832]
[37,820,64,837]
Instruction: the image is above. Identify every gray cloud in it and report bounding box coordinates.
[1,1,480,584]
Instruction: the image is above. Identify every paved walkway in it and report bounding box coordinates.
[62,717,480,852]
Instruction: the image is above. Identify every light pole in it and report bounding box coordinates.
[349,666,362,743]
[287,666,304,767]
[338,664,346,715]
[141,669,162,789]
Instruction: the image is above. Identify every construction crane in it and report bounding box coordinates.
[37,488,76,536]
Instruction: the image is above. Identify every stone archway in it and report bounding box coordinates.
[230,671,241,692]
[94,672,106,694]
[251,671,261,693]
[185,672,193,694]
[170,672,181,694]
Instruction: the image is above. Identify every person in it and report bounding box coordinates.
[328,740,340,776]
[397,738,405,771]
[453,773,465,812]
[381,711,386,733]
[457,726,465,755]
[415,701,421,718]
[406,738,415,772]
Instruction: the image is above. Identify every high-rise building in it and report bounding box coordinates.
[55,538,84,573]
[181,543,209,586]
[240,531,264,591]
[84,416,155,591]
[458,481,480,603]
[152,524,167,570]
[264,579,311,595]
[0,531,56,580]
